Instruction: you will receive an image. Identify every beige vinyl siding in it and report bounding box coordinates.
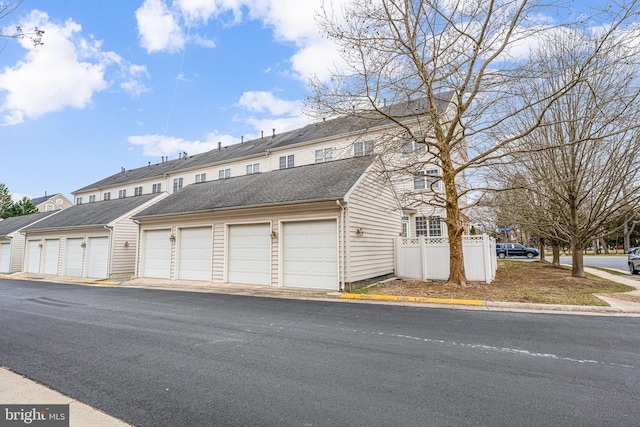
[111,217,139,278]
[345,170,403,283]
[9,233,26,273]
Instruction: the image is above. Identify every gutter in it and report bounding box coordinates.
[133,197,346,221]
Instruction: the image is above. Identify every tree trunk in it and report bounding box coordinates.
[600,237,609,254]
[552,244,561,266]
[441,148,466,286]
[624,219,630,252]
[538,239,547,262]
[571,238,586,278]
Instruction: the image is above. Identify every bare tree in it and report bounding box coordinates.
[306,0,615,285]
[501,22,640,277]
[0,0,44,48]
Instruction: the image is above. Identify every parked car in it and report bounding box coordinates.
[496,243,539,259]
[628,247,640,275]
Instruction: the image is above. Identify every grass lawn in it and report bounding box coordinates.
[357,260,636,306]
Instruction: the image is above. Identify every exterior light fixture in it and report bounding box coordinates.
[356,228,364,237]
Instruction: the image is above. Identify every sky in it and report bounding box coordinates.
[0,0,618,201]
[0,0,346,200]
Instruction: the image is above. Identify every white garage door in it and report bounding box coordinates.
[283,220,338,290]
[0,243,11,273]
[86,237,109,278]
[26,240,41,273]
[142,229,172,279]
[228,224,271,285]
[65,238,84,277]
[43,239,60,275]
[178,227,212,281]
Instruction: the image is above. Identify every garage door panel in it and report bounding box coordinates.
[228,224,270,285]
[43,239,60,275]
[178,227,212,281]
[65,238,84,277]
[142,230,171,279]
[283,220,337,290]
[26,241,41,274]
[87,237,109,278]
[0,243,10,272]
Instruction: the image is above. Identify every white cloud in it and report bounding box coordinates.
[135,0,186,53]
[129,91,308,157]
[237,91,302,116]
[134,0,343,81]
[0,10,149,125]
[128,132,237,157]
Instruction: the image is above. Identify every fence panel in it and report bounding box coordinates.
[395,234,496,283]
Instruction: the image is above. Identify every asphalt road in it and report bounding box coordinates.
[1,278,639,427]
[558,254,629,271]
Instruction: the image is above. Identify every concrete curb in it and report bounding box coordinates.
[340,293,484,306]
[0,367,131,427]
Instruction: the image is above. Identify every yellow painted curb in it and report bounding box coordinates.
[84,280,120,285]
[340,293,484,306]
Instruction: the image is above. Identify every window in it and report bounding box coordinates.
[401,216,409,237]
[415,216,428,236]
[414,169,441,190]
[45,204,54,212]
[402,140,426,154]
[429,219,442,237]
[76,197,83,205]
[118,189,126,199]
[315,148,333,163]
[246,163,260,175]
[415,217,442,237]
[219,169,231,179]
[152,183,162,193]
[279,155,294,169]
[134,186,143,196]
[195,173,206,183]
[103,192,111,201]
[354,140,374,157]
[89,195,96,203]
[173,178,183,192]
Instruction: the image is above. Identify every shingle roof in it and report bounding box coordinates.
[22,193,161,232]
[30,195,51,205]
[31,193,65,206]
[74,93,453,193]
[134,156,376,218]
[0,212,57,236]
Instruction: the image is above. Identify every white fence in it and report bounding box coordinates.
[395,234,497,283]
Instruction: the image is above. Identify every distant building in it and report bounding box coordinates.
[30,193,73,213]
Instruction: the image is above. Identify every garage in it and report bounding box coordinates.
[283,220,338,290]
[86,236,109,278]
[228,223,271,285]
[141,229,172,279]
[26,240,41,273]
[65,238,84,277]
[0,243,10,272]
[43,239,60,275]
[177,227,212,281]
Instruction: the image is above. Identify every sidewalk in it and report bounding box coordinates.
[1,267,639,427]
[0,368,131,426]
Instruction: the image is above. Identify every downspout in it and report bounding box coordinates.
[104,225,113,279]
[336,200,346,291]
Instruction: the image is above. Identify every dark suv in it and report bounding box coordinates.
[496,243,539,259]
